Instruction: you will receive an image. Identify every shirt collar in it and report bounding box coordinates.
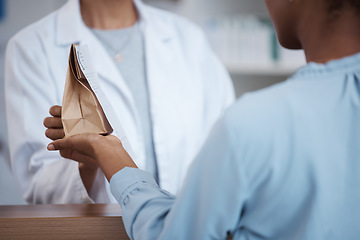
[291,51,360,80]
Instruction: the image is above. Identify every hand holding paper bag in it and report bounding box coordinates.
[62,44,113,137]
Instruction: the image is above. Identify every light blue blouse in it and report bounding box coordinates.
[111,52,360,239]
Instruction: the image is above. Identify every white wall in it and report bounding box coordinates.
[146,0,269,19]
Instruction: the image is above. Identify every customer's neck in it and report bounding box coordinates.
[299,10,360,64]
[80,0,138,30]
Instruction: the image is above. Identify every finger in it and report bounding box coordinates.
[49,105,62,117]
[45,128,65,141]
[43,117,63,128]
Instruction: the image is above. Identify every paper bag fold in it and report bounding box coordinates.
[62,44,113,137]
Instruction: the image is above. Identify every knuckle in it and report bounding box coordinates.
[56,118,63,127]
[43,117,50,127]
[45,129,59,140]
[45,129,51,138]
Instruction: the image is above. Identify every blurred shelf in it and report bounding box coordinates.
[224,62,304,76]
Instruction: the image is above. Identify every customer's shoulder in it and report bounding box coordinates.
[224,80,296,132]
[231,80,292,111]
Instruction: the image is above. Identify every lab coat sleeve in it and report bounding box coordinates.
[4,36,105,203]
[111,115,246,239]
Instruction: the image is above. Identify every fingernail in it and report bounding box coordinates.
[48,144,55,150]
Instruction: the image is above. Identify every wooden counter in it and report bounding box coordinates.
[0,204,130,240]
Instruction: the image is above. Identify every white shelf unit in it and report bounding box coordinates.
[145,0,307,97]
[146,0,306,78]
[224,62,304,76]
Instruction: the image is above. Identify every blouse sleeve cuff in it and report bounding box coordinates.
[110,167,158,204]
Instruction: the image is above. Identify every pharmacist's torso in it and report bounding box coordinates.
[40,0,233,195]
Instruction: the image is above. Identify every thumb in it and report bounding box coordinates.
[47,133,99,157]
[47,138,73,151]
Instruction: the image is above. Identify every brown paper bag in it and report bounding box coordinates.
[61,44,113,137]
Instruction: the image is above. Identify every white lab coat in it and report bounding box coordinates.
[5,0,234,204]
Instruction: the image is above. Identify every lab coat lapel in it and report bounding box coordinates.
[136,0,176,97]
[136,1,177,179]
[55,0,137,120]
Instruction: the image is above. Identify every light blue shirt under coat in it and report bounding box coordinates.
[111,52,360,239]
[91,23,159,183]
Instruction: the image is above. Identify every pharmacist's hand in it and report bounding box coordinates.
[44,107,100,192]
[44,105,65,140]
[47,134,137,181]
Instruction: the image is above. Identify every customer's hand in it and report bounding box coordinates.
[43,105,65,140]
[47,133,137,181]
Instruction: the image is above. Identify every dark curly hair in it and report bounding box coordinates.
[326,0,360,22]
[328,0,360,12]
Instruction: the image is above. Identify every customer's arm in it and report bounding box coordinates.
[49,115,245,239]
